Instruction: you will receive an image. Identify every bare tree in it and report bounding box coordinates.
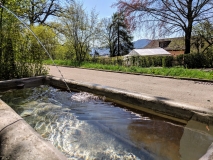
[26,0,62,25]
[114,0,213,54]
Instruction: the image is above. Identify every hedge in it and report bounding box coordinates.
[87,51,213,69]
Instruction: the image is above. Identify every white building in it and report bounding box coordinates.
[127,48,171,57]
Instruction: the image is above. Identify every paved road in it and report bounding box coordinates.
[48,66,213,109]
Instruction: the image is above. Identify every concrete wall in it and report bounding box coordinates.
[0,76,46,91]
[0,100,67,160]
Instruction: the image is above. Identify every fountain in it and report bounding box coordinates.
[0,2,71,92]
[1,2,213,160]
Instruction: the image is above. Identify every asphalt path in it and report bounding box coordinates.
[48,66,213,110]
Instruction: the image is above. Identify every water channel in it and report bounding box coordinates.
[1,85,213,160]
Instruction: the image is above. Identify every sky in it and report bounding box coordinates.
[60,0,146,41]
[81,0,146,41]
[82,0,117,18]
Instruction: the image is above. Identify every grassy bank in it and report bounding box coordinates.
[44,60,213,80]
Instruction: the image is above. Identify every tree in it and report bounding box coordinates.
[99,17,116,56]
[0,1,48,80]
[24,25,59,59]
[0,0,27,79]
[0,0,27,65]
[25,0,62,25]
[60,1,101,62]
[192,20,213,53]
[115,0,213,54]
[109,12,133,57]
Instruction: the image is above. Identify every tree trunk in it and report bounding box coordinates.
[29,0,35,25]
[184,0,193,54]
[117,24,120,56]
[184,34,191,54]
[184,24,192,54]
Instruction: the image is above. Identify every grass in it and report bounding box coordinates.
[44,59,213,80]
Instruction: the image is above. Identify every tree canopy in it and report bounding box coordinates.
[109,12,134,57]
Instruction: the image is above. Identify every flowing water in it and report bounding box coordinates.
[1,86,213,160]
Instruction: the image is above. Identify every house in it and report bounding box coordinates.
[127,48,171,57]
[143,37,185,56]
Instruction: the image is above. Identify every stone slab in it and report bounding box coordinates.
[0,100,67,160]
[0,100,22,132]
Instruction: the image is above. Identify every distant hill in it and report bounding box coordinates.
[133,39,151,49]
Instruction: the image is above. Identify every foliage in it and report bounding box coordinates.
[0,1,48,80]
[192,20,213,53]
[109,12,134,57]
[27,25,59,60]
[176,50,213,68]
[102,12,133,57]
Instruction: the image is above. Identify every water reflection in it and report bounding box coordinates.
[0,86,212,160]
[128,119,184,160]
[180,120,213,160]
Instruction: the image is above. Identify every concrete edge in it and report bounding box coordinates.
[46,76,213,125]
[0,76,46,91]
[0,100,67,160]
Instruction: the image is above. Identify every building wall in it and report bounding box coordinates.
[168,50,184,56]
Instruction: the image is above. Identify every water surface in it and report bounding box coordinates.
[1,86,212,160]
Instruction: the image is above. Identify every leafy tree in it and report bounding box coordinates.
[2,38,16,79]
[27,25,59,59]
[109,12,133,57]
[60,0,101,63]
[115,0,213,54]
[0,1,48,80]
[0,0,27,65]
[192,20,213,53]
[0,0,25,79]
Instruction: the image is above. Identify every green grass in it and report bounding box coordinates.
[43,60,213,80]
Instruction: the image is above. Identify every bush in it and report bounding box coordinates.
[176,51,213,68]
